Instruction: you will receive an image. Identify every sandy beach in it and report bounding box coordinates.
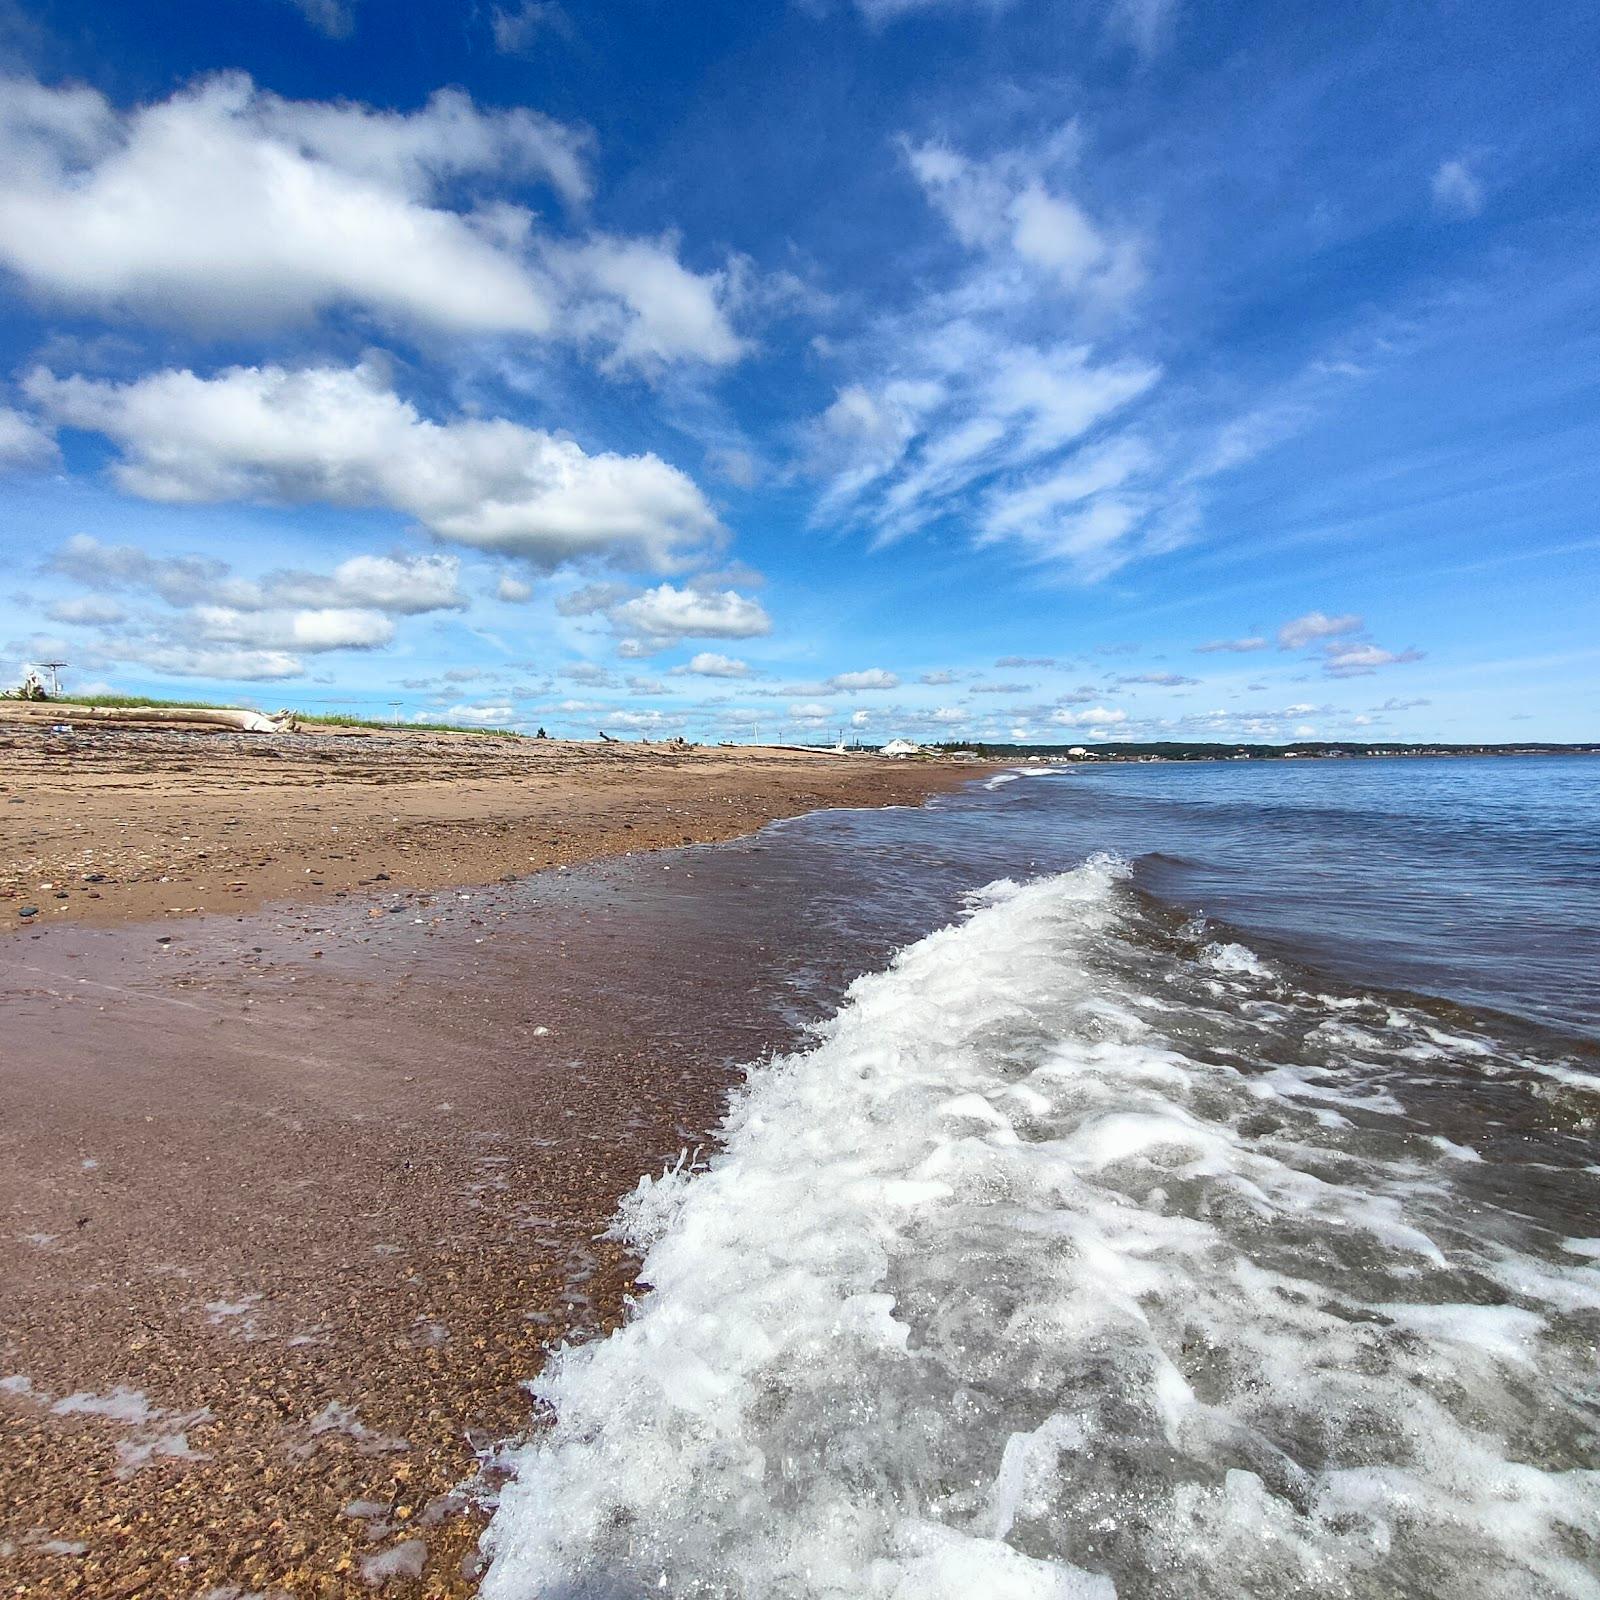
[1,718,975,930]
[0,720,982,1597]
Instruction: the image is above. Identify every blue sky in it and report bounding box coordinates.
[1,0,1596,743]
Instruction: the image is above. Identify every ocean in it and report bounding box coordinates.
[479,756,1600,1599]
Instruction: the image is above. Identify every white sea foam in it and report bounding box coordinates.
[481,860,1600,1599]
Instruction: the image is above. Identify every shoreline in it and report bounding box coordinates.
[0,735,989,1597]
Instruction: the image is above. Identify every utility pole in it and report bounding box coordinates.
[40,660,66,697]
[389,700,402,725]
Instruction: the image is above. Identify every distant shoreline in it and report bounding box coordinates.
[901,741,1600,764]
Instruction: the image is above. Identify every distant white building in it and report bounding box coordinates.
[1067,746,1089,757]
[881,738,923,757]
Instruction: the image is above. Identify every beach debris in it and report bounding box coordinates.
[2,669,48,701]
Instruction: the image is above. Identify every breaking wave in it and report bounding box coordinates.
[481,858,1600,1599]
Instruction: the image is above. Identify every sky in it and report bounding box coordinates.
[1,0,1596,745]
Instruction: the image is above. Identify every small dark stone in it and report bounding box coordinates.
[18,905,38,918]
[54,891,69,899]
[83,873,106,883]
[375,871,391,881]
[156,935,173,944]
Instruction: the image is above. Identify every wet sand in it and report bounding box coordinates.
[0,727,985,1596]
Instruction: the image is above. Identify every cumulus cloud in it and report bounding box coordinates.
[496,573,534,603]
[549,235,748,369]
[107,639,306,680]
[1050,704,1127,727]
[826,668,899,691]
[1432,157,1483,220]
[0,74,588,335]
[678,651,750,677]
[441,702,516,726]
[1277,610,1362,650]
[607,583,771,641]
[46,594,127,625]
[0,75,754,369]
[28,362,724,571]
[0,404,56,467]
[191,604,394,652]
[48,535,465,615]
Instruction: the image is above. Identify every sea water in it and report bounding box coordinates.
[481,757,1600,1598]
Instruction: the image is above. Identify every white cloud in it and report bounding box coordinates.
[1432,157,1484,220]
[192,604,394,652]
[497,573,534,603]
[109,639,306,680]
[1321,642,1424,678]
[1107,0,1177,55]
[787,701,832,721]
[608,584,771,641]
[286,0,355,38]
[277,553,466,614]
[47,535,463,615]
[0,404,56,467]
[1049,704,1127,726]
[442,702,515,725]
[29,362,724,571]
[1277,610,1362,650]
[490,1,570,53]
[903,135,1140,305]
[679,651,750,677]
[1195,635,1268,653]
[826,668,899,691]
[46,594,126,625]
[610,709,673,732]
[549,235,747,369]
[707,446,759,488]
[0,75,591,336]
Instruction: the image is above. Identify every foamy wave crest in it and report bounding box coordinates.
[481,859,1600,1599]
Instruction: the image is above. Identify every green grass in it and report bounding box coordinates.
[295,710,521,737]
[43,693,239,710]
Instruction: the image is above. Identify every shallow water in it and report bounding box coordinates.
[480,758,1600,1599]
